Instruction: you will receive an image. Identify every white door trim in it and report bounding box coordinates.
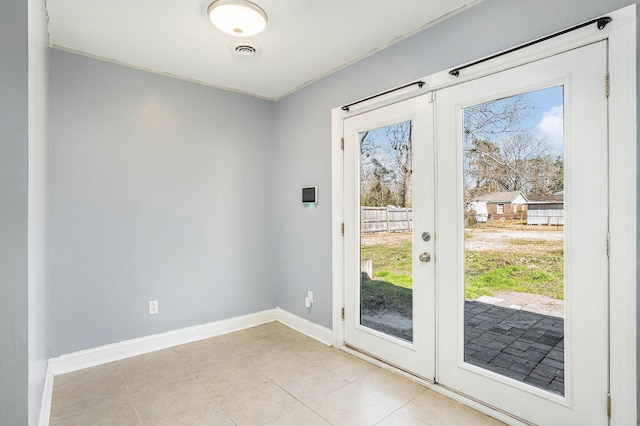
[331,5,635,423]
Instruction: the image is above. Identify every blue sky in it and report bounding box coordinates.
[519,85,564,157]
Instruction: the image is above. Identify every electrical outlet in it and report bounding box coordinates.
[305,290,314,308]
[149,300,159,315]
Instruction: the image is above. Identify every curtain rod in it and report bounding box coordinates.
[449,16,612,78]
[341,81,425,112]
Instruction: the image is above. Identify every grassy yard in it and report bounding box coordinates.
[360,226,564,302]
[464,249,563,300]
[360,240,413,289]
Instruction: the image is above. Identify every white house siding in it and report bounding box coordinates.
[527,203,564,225]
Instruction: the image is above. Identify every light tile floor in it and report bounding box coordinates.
[50,322,506,425]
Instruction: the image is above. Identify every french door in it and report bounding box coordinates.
[344,41,609,424]
[343,95,435,380]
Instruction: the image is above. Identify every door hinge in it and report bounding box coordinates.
[341,307,345,320]
[606,232,610,257]
[341,137,344,150]
[607,393,611,418]
[428,91,436,103]
[605,73,610,98]
[341,223,344,236]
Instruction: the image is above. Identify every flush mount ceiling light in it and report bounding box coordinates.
[207,0,268,37]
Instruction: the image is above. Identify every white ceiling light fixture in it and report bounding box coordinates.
[207,0,268,37]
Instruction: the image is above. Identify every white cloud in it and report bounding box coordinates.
[537,105,563,155]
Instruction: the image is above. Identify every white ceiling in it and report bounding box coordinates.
[46,0,478,100]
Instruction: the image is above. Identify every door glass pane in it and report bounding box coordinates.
[359,121,414,342]
[463,87,565,395]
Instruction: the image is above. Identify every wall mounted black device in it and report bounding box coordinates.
[302,187,317,204]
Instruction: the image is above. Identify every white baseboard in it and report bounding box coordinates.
[275,307,333,346]
[49,309,278,375]
[48,308,333,376]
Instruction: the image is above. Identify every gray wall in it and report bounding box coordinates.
[48,50,277,356]
[0,0,29,424]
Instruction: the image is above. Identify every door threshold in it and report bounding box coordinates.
[339,344,532,426]
[343,343,433,382]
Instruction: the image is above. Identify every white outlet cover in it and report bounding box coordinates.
[149,300,159,315]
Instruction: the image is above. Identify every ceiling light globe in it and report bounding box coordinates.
[207,0,268,37]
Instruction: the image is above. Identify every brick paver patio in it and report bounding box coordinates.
[464,301,564,395]
[361,300,565,395]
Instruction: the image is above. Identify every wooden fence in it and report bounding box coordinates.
[361,206,413,233]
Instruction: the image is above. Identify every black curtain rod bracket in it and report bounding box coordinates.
[449,16,612,78]
[341,81,425,112]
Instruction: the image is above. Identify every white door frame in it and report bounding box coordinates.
[331,5,635,424]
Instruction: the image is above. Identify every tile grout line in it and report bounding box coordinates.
[265,369,344,426]
[373,388,428,425]
[196,375,238,426]
[118,361,144,426]
[242,341,358,425]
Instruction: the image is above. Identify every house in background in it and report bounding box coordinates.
[473,191,529,221]
[527,191,565,225]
